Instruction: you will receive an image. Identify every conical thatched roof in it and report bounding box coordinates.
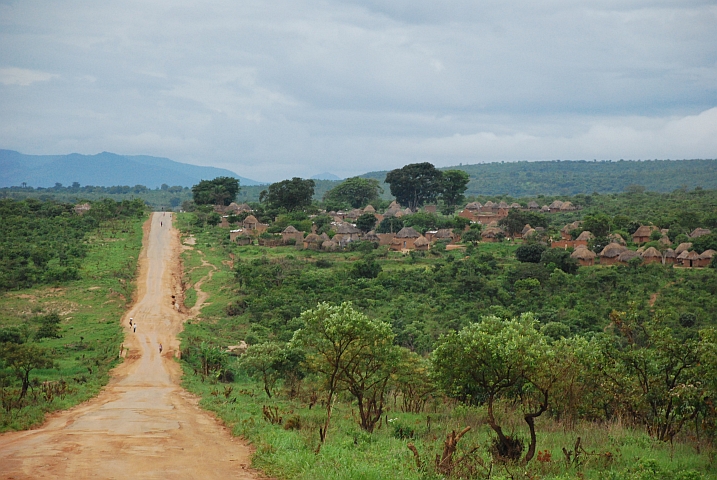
[396,226,420,238]
[576,231,594,242]
[414,235,430,247]
[488,220,499,227]
[388,200,400,209]
[521,224,533,235]
[237,203,252,212]
[484,200,495,208]
[608,233,627,245]
[383,207,400,217]
[283,225,300,233]
[403,207,413,215]
[642,246,662,259]
[322,240,338,250]
[434,228,454,239]
[599,243,629,258]
[319,232,331,241]
[465,201,482,210]
[498,201,509,209]
[684,250,701,261]
[561,221,581,233]
[636,246,645,253]
[362,230,380,242]
[633,225,655,237]
[244,214,259,224]
[541,205,550,212]
[690,228,711,238]
[482,227,503,238]
[618,250,642,263]
[699,249,715,260]
[677,250,690,260]
[511,203,521,208]
[675,242,693,254]
[549,200,564,209]
[664,248,676,259]
[363,204,376,213]
[571,247,596,260]
[347,209,363,219]
[560,201,575,211]
[304,233,321,243]
[528,201,539,209]
[523,228,536,238]
[336,224,360,234]
[659,235,671,245]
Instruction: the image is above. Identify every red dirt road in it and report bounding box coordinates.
[0,213,261,479]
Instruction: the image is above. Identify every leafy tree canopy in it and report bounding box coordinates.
[191,176,240,206]
[323,177,382,210]
[260,178,315,212]
[385,162,443,212]
[440,170,470,213]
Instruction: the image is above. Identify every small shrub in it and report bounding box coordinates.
[283,415,302,431]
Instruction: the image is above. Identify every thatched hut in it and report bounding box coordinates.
[243,214,267,233]
[690,228,711,239]
[678,250,701,267]
[571,246,597,266]
[632,225,656,244]
[599,243,629,265]
[333,224,361,245]
[481,227,504,243]
[522,228,536,239]
[498,201,509,209]
[618,250,642,265]
[697,249,715,267]
[608,233,627,246]
[391,226,421,250]
[303,233,322,250]
[675,242,693,254]
[465,202,482,211]
[510,203,521,209]
[362,230,380,244]
[528,201,539,210]
[363,205,376,213]
[432,228,457,243]
[575,231,594,245]
[321,240,338,251]
[549,200,564,210]
[641,246,663,265]
[541,205,551,213]
[560,221,581,240]
[281,226,304,245]
[560,201,576,211]
[663,248,677,265]
[414,235,430,251]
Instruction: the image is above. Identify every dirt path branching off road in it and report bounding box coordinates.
[0,213,262,479]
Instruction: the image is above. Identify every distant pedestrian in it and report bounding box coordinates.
[129,317,133,326]
[133,323,137,333]
[161,221,163,227]
[159,344,163,354]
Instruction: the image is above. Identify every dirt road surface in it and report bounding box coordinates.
[0,213,262,479]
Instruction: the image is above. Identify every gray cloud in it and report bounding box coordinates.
[0,0,715,182]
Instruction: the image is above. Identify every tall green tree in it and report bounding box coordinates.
[323,177,382,209]
[432,313,568,464]
[0,342,55,399]
[499,209,548,237]
[291,302,398,445]
[191,177,240,206]
[440,170,470,213]
[260,177,315,212]
[385,162,443,211]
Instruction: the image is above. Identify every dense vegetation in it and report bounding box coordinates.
[6,159,717,208]
[174,182,717,479]
[0,198,146,430]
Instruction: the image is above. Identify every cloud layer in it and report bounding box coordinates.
[1,0,715,181]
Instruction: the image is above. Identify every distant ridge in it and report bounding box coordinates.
[358,159,717,196]
[0,150,263,188]
[311,172,342,181]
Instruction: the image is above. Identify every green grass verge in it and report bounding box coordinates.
[0,215,146,431]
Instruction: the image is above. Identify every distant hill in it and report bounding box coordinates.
[0,150,262,188]
[311,172,342,181]
[359,159,717,197]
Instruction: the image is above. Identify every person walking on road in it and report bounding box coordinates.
[133,323,137,333]
[159,344,163,354]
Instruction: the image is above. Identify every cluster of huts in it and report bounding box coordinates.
[223,202,464,252]
[560,224,714,268]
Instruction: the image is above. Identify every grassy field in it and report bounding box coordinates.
[0,214,146,431]
[174,215,716,479]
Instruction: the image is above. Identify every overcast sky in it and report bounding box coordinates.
[1,1,716,182]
